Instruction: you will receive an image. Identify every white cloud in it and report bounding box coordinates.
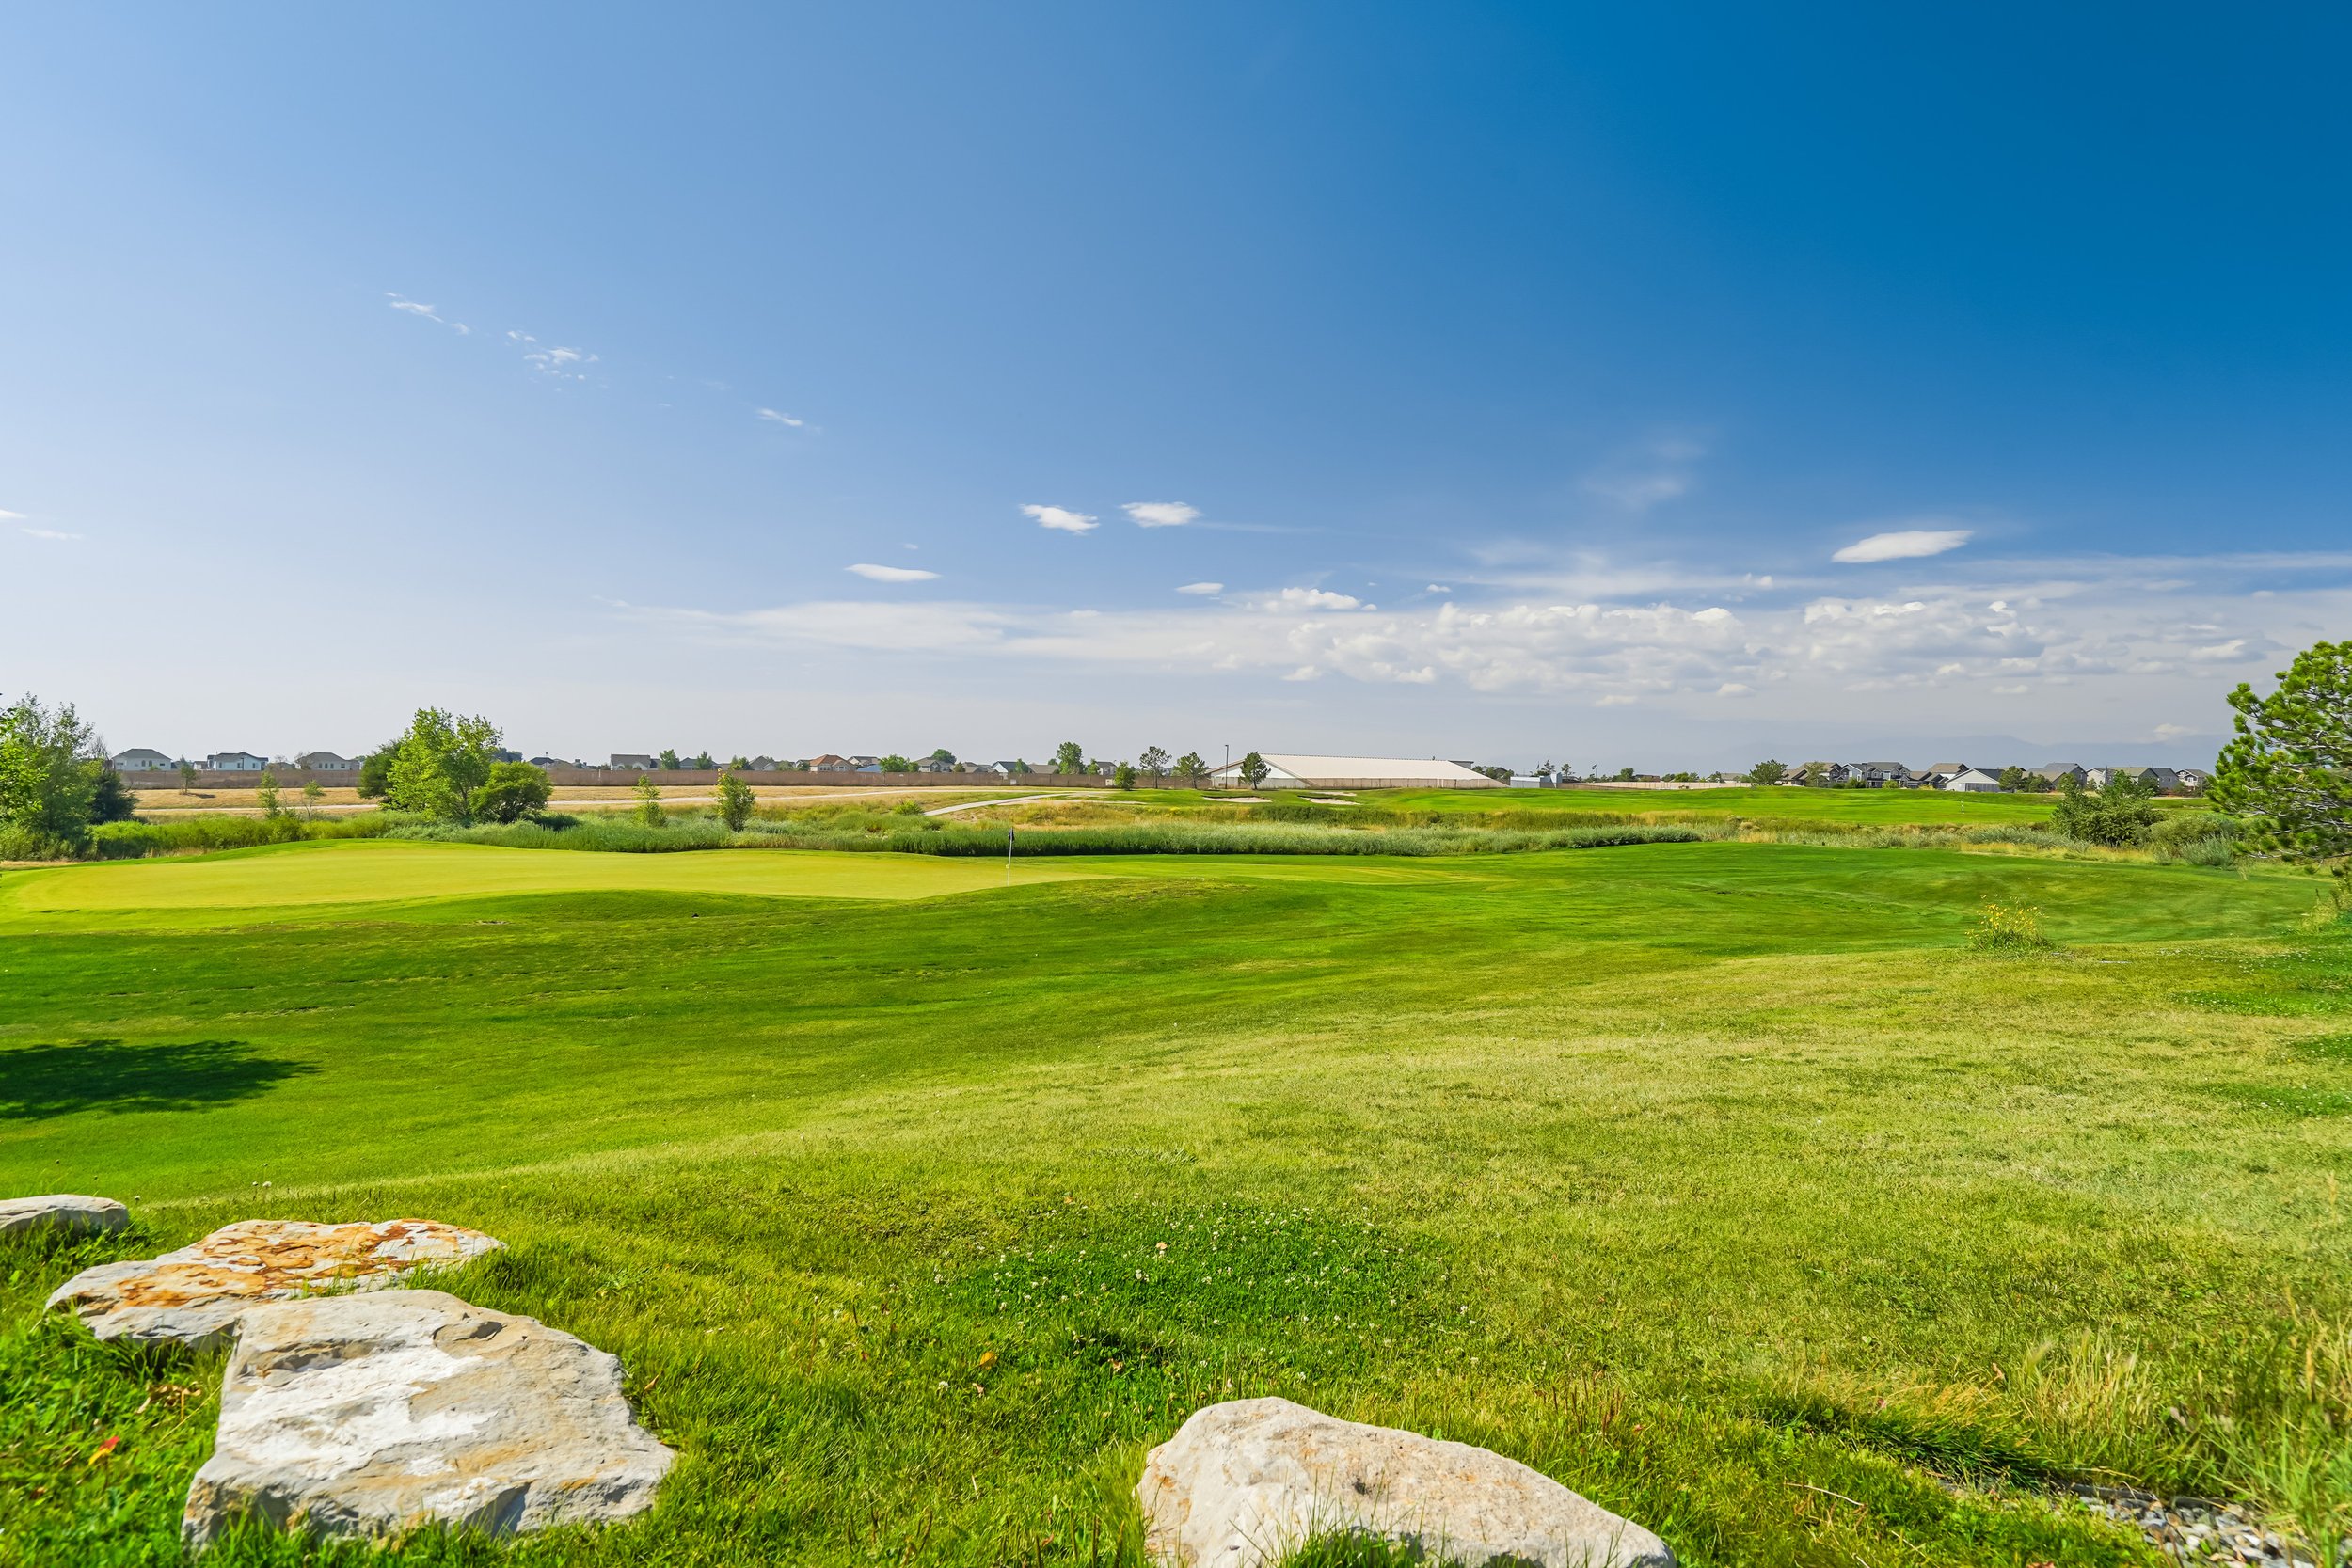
[524,346,596,380]
[1596,694,1638,706]
[846,563,940,583]
[1581,437,1705,512]
[756,408,804,427]
[1123,501,1200,529]
[2153,722,2195,739]
[1833,528,1974,563]
[0,509,22,520]
[1282,665,1324,681]
[1176,581,1224,596]
[1425,584,1452,594]
[1023,504,1098,533]
[613,546,2352,733]
[20,527,81,541]
[1266,588,1362,611]
[387,294,469,333]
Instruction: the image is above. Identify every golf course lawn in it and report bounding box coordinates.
[0,839,1100,927]
[2,837,2347,1567]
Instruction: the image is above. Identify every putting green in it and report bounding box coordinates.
[0,838,1098,925]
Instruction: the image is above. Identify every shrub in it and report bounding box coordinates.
[2052,773,2162,847]
[2152,812,2241,853]
[714,768,755,832]
[473,761,553,824]
[1967,899,2052,953]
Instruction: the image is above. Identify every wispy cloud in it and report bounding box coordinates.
[1023,504,1098,534]
[756,408,804,427]
[0,509,22,520]
[1834,527,1973,563]
[846,562,940,583]
[19,526,81,541]
[615,544,2346,742]
[387,294,469,334]
[522,345,596,380]
[1581,437,1705,513]
[1123,501,1200,529]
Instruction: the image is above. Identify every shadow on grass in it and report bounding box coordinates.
[0,1037,316,1120]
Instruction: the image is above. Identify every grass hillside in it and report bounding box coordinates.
[2,839,2346,1567]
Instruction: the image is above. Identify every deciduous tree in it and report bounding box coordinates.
[1745,759,1788,784]
[715,768,755,831]
[1238,752,1271,789]
[1138,746,1170,776]
[1054,741,1086,775]
[385,709,501,822]
[634,775,665,827]
[0,694,101,839]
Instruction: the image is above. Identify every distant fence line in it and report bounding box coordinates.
[124,768,1136,791]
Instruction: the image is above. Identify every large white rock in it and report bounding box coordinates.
[0,1194,130,1237]
[1137,1398,1674,1568]
[47,1217,503,1350]
[183,1289,673,1550]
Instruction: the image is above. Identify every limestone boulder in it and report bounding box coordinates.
[47,1217,503,1350]
[183,1289,673,1550]
[0,1194,130,1237]
[1137,1398,1673,1568]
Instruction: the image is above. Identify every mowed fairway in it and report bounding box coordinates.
[3,837,2348,1568]
[0,838,1098,927]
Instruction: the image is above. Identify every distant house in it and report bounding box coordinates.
[749,755,779,771]
[983,760,1022,775]
[111,747,175,772]
[915,757,959,773]
[610,753,658,770]
[293,752,356,771]
[1942,768,2002,792]
[207,751,267,771]
[845,755,882,770]
[528,756,568,769]
[2175,768,2211,793]
[2033,763,2087,786]
[1203,754,1501,790]
[807,753,850,770]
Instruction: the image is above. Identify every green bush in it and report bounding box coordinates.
[2152,812,2241,852]
[471,761,553,824]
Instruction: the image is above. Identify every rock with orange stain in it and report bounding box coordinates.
[46,1218,503,1350]
[182,1289,672,1551]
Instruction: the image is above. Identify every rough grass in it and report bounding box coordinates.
[0,843,2344,1566]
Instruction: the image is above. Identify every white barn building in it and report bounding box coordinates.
[1205,753,1501,790]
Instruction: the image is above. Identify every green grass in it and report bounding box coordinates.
[1,840,2346,1567]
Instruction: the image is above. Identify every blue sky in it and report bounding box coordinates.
[4,4,2346,768]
